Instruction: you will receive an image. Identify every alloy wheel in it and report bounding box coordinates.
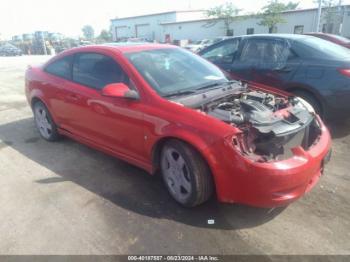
[161,147,192,204]
[34,105,53,139]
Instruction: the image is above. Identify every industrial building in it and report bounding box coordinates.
[111,10,205,42]
[110,5,350,43]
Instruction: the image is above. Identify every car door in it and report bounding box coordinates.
[238,38,300,88]
[54,52,147,161]
[228,38,262,82]
[43,54,75,125]
[200,38,241,74]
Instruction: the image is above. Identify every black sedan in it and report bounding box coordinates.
[199,34,350,120]
[0,44,22,56]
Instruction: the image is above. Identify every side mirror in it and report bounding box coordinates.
[102,83,140,100]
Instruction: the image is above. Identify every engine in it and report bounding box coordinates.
[207,91,311,135]
[206,90,321,161]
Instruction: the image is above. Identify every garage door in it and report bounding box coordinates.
[135,24,152,40]
[115,26,129,39]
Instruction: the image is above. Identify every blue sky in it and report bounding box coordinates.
[1,0,348,39]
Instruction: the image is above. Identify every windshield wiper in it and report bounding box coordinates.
[163,80,240,98]
[163,90,197,98]
[195,80,237,91]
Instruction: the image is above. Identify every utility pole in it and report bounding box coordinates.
[188,0,192,9]
[338,0,343,35]
[316,0,322,32]
[39,31,47,55]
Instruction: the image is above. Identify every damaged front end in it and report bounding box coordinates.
[175,82,322,162]
[208,89,322,162]
[208,90,321,162]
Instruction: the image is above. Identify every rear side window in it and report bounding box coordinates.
[238,38,294,66]
[73,53,128,90]
[45,55,73,79]
[201,39,240,64]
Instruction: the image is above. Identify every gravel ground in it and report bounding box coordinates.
[0,55,349,255]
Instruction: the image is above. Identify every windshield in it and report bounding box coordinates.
[126,48,228,96]
[296,37,350,60]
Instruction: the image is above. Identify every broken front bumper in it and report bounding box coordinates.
[206,116,332,208]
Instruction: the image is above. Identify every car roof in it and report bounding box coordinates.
[304,32,334,36]
[233,33,314,40]
[44,43,179,67]
[218,34,316,41]
[68,43,176,54]
[199,34,316,54]
[200,34,316,49]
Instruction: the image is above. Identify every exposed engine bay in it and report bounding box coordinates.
[173,81,322,162]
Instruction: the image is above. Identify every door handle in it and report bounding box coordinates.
[273,66,292,73]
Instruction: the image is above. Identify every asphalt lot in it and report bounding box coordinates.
[0,55,349,255]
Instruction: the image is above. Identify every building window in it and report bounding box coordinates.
[247,28,254,35]
[226,29,234,36]
[294,25,304,34]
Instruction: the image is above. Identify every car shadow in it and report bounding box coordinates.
[0,117,286,230]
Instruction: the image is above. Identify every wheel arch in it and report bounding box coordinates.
[31,96,43,109]
[151,136,215,178]
[285,86,325,114]
[151,136,218,199]
[28,88,47,109]
[30,95,59,125]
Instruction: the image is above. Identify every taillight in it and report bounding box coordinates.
[338,68,350,77]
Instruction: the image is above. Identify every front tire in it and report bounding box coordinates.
[33,101,60,141]
[160,140,213,207]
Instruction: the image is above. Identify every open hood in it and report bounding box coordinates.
[172,81,321,162]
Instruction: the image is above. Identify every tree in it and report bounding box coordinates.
[285,2,299,10]
[258,0,299,33]
[98,29,112,42]
[206,2,242,36]
[82,25,95,40]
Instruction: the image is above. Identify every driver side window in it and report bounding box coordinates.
[202,39,240,64]
[73,53,129,90]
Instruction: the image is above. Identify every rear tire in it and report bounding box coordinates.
[33,101,60,141]
[292,90,322,117]
[160,139,213,207]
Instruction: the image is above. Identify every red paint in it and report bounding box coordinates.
[338,68,350,78]
[102,83,130,98]
[304,33,350,49]
[25,44,332,207]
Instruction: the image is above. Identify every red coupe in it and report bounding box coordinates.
[304,32,350,49]
[25,44,332,207]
